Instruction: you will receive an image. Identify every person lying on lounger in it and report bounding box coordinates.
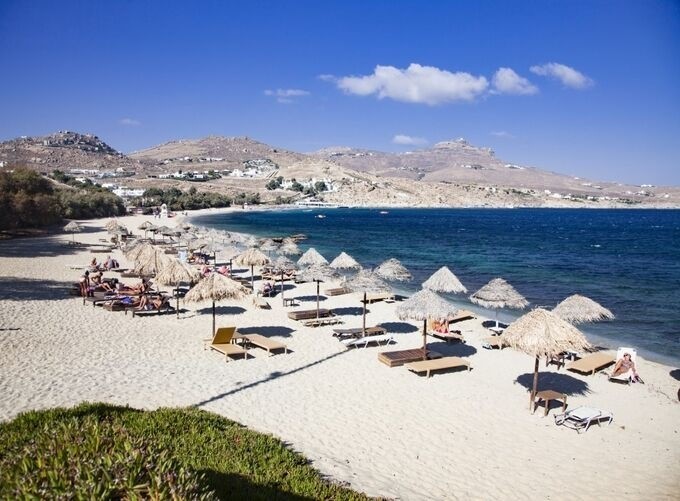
[135,294,166,311]
[611,352,643,383]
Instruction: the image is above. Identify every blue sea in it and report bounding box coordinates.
[192,208,680,366]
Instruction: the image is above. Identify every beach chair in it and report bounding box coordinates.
[324,287,351,296]
[405,356,471,378]
[237,333,288,355]
[343,334,394,349]
[554,406,613,433]
[378,348,443,368]
[482,336,507,350]
[448,309,476,324]
[288,309,332,321]
[332,326,386,340]
[204,327,249,362]
[608,347,640,385]
[253,296,271,309]
[429,329,465,344]
[566,352,615,375]
[132,295,175,317]
[364,292,395,304]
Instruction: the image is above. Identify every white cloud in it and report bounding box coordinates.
[119,118,140,126]
[492,67,538,95]
[392,134,428,146]
[336,63,488,105]
[491,130,514,138]
[264,88,310,103]
[530,62,593,89]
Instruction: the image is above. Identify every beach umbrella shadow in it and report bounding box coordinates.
[427,341,477,358]
[379,321,419,333]
[670,368,680,381]
[195,305,247,316]
[515,372,591,396]
[0,277,77,301]
[236,325,296,338]
[332,306,365,316]
[296,295,327,303]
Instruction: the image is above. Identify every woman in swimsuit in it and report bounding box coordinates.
[611,352,642,383]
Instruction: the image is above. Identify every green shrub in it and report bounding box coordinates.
[0,403,368,500]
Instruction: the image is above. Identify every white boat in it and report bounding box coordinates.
[379,210,389,214]
[316,214,326,219]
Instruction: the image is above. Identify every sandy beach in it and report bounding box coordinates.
[1,211,679,500]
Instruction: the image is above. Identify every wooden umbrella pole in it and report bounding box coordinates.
[316,280,320,319]
[212,300,216,338]
[530,356,540,411]
[422,319,428,361]
[176,280,180,319]
[362,292,367,336]
[229,259,232,277]
[281,270,285,306]
[251,265,255,292]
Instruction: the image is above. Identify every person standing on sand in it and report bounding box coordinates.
[79,271,90,297]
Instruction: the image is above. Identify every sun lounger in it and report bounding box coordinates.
[554,406,613,433]
[609,347,642,384]
[253,296,271,309]
[364,292,395,304]
[236,333,288,355]
[378,348,443,368]
[132,296,175,317]
[566,352,615,375]
[324,287,351,296]
[303,316,343,328]
[287,309,332,321]
[448,309,476,324]
[204,327,249,362]
[429,330,465,344]
[333,326,387,339]
[482,336,507,350]
[405,356,471,378]
[343,334,394,348]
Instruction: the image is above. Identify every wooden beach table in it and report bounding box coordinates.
[533,389,567,416]
[378,348,443,368]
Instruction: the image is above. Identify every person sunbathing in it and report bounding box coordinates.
[611,352,643,383]
[433,320,449,334]
[217,265,230,276]
[136,294,166,311]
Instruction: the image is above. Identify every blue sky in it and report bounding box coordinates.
[1,1,679,185]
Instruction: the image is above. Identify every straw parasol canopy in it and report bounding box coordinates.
[552,294,614,325]
[154,258,202,318]
[138,221,155,239]
[279,241,302,256]
[133,247,173,276]
[105,219,121,232]
[63,221,82,243]
[422,266,467,294]
[375,258,412,282]
[259,238,279,256]
[235,247,270,291]
[185,273,248,337]
[299,263,339,319]
[503,308,592,411]
[342,269,391,335]
[330,252,362,271]
[397,289,459,360]
[470,278,529,328]
[270,255,298,304]
[123,241,154,263]
[219,245,245,275]
[297,247,328,267]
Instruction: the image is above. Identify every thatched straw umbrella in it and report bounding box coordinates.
[185,273,248,337]
[397,289,458,360]
[123,241,154,264]
[259,238,279,257]
[503,308,592,411]
[279,241,302,256]
[297,247,328,267]
[298,263,339,319]
[235,248,270,291]
[552,294,614,325]
[220,245,244,276]
[330,252,362,271]
[342,269,391,335]
[375,258,412,282]
[63,221,82,244]
[271,255,298,305]
[470,278,529,329]
[422,266,467,294]
[138,221,155,239]
[134,247,173,276]
[154,259,202,318]
[105,219,121,232]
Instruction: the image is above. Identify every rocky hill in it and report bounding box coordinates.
[1,131,678,208]
[0,131,138,172]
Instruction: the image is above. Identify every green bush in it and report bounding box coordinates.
[0,403,368,500]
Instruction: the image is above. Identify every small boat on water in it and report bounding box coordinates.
[316,214,326,219]
[379,211,389,215]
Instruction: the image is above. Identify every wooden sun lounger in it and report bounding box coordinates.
[429,330,465,344]
[287,308,332,321]
[378,348,443,368]
[236,333,288,355]
[332,326,387,339]
[482,336,507,350]
[405,356,471,378]
[204,327,249,362]
[364,292,395,304]
[324,287,351,296]
[303,316,343,328]
[448,309,476,324]
[253,296,271,309]
[566,352,616,375]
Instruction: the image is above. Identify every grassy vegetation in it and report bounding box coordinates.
[0,403,370,500]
